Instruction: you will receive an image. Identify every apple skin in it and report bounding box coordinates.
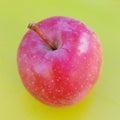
[17,16,102,107]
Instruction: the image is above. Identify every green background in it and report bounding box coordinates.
[0,0,120,120]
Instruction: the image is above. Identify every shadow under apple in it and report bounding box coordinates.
[22,88,97,120]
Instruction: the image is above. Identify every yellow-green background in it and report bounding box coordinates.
[0,0,120,120]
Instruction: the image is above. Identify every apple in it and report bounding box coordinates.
[17,16,102,107]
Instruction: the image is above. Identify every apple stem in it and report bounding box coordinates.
[28,23,57,50]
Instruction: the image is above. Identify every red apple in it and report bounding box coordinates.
[17,16,102,107]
